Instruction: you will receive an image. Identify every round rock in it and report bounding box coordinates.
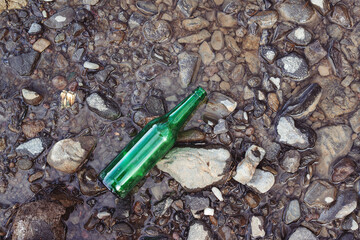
[47,136,97,174]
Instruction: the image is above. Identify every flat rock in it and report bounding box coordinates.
[185,195,209,217]
[16,138,45,158]
[9,51,40,76]
[157,147,231,190]
[0,0,27,11]
[86,92,121,120]
[22,120,45,138]
[142,20,172,43]
[329,4,352,28]
[304,40,327,65]
[178,29,211,44]
[276,0,315,24]
[203,92,237,124]
[276,116,313,149]
[178,52,201,88]
[248,10,278,29]
[350,23,360,47]
[198,41,214,65]
[246,169,275,193]
[287,27,312,46]
[288,227,318,240]
[187,221,211,240]
[136,1,158,15]
[304,180,337,208]
[182,17,209,31]
[284,199,301,224]
[135,63,163,81]
[11,200,66,240]
[233,145,266,184]
[314,125,353,178]
[177,0,198,17]
[276,53,309,81]
[318,190,357,223]
[47,136,97,173]
[44,8,76,29]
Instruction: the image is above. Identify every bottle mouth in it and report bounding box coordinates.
[194,87,207,100]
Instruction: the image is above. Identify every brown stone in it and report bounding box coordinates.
[331,158,356,182]
[245,191,260,208]
[267,93,279,112]
[22,120,45,138]
[52,76,67,90]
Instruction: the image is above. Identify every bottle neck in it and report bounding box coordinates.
[166,87,207,129]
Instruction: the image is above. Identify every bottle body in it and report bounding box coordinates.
[99,87,207,198]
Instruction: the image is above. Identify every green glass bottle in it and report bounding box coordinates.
[99,87,207,198]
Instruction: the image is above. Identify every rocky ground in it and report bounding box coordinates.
[0,0,360,239]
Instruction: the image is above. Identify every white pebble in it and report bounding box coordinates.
[211,187,223,201]
[84,61,100,70]
[42,10,48,18]
[204,207,214,216]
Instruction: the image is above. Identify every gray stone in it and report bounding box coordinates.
[17,159,33,170]
[11,200,66,240]
[281,150,301,173]
[314,125,353,178]
[350,109,360,133]
[246,169,275,193]
[329,4,352,28]
[277,53,309,81]
[145,95,166,116]
[178,52,201,88]
[71,48,85,62]
[233,145,266,184]
[350,23,360,47]
[47,136,97,173]
[318,190,357,223]
[311,0,330,15]
[276,116,312,149]
[136,1,158,15]
[284,200,301,224]
[341,216,358,231]
[187,221,211,240]
[8,51,40,76]
[213,119,228,134]
[157,147,231,190]
[94,65,114,82]
[28,23,42,34]
[135,63,164,82]
[203,92,237,125]
[288,227,318,240]
[260,46,277,64]
[304,40,327,65]
[276,0,315,24]
[128,12,147,29]
[86,93,121,120]
[16,138,45,158]
[250,216,265,238]
[142,20,172,43]
[304,180,337,208]
[177,0,198,17]
[152,198,173,217]
[185,195,209,217]
[44,8,76,29]
[287,27,312,46]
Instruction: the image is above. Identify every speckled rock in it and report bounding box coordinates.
[47,136,97,173]
[157,147,231,190]
[276,0,315,24]
[16,138,45,158]
[178,52,201,88]
[11,200,66,240]
[276,53,309,81]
